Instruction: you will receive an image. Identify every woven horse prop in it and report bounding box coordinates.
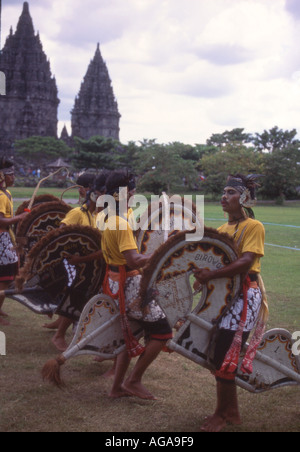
[140,229,300,393]
[42,196,203,385]
[15,166,73,260]
[10,225,105,315]
[15,198,72,263]
[42,227,300,393]
[136,193,203,255]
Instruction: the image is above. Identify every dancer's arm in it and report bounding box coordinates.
[123,250,151,270]
[194,252,255,285]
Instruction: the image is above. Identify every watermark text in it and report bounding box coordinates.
[0,331,6,356]
[0,72,6,96]
[96,190,204,242]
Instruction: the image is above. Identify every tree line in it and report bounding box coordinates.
[13,126,300,201]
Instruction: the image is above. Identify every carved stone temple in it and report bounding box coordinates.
[0,2,59,152]
[71,43,121,141]
[0,2,121,153]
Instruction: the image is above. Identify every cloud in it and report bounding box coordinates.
[2,0,300,145]
[194,44,254,66]
[53,0,129,46]
[285,0,300,19]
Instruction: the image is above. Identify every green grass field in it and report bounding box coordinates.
[11,186,80,200]
[0,189,299,432]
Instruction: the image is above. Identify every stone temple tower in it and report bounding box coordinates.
[0,2,59,152]
[71,43,121,141]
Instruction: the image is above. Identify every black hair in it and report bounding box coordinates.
[94,170,110,193]
[105,170,135,196]
[0,156,14,171]
[105,170,135,218]
[76,172,95,189]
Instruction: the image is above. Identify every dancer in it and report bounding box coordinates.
[60,172,97,228]
[0,157,28,326]
[101,170,173,399]
[46,172,106,351]
[194,174,268,432]
[43,172,96,334]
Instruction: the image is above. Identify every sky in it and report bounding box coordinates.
[1,0,300,145]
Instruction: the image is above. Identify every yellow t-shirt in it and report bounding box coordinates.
[0,190,13,218]
[61,204,96,228]
[96,210,106,231]
[101,215,138,266]
[218,218,265,273]
[96,208,135,232]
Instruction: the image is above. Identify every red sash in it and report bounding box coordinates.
[103,265,145,358]
[215,276,250,381]
[215,275,266,380]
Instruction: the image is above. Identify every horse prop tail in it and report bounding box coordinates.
[41,294,143,387]
[42,355,67,388]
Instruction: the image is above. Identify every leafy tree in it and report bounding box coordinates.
[12,126,300,200]
[259,145,300,200]
[14,136,72,168]
[250,127,300,200]
[137,170,168,195]
[136,140,198,194]
[113,141,141,172]
[193,144,218,171]
[207,128,252,147]
[71,135,122,170]
[201,144,263,198]
[252,126,299,153]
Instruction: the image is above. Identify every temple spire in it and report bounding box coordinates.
[23,1,29,13]
[71,43,121,141]
[0,2,60,151]
[15,1,35,38]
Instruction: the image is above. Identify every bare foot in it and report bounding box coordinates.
[94,356,106,363]
[43,319,60,330]
[108,388,132,399]
[0,309,8,317]
[201,414,227,432]
[122,380,157,400]
[201,412,242,432]
[94,358,114,378]
[226,414,242,426]
[102,367,116,379]
[51,335,68,352]
[0,316,10,326]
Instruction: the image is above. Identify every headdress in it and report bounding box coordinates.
[0,157,15,190]
[226,174,261,207]
[225,174,262,218]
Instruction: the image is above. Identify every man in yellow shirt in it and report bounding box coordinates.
[48,172,107,351]
[102,170,172,400]
[194,174,267,432]
[0,158,29,325]
[61,172,97,228]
